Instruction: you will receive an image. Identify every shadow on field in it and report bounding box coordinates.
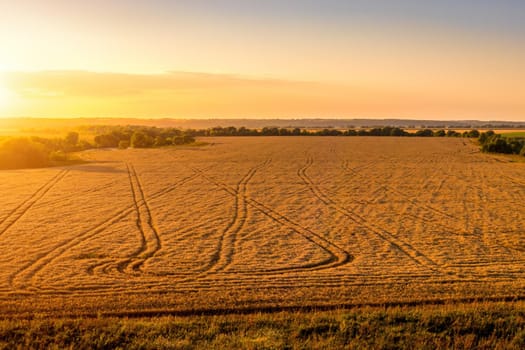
[71,163,125,173]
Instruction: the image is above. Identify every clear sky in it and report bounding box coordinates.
[0,0,524,120]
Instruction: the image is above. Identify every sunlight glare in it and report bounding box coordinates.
[0,82,12,109]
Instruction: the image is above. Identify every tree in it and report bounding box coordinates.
[0,138,50,169]
[153,136,167,147]
[369,128,383,136]
[65,131,79,145]
[94,134,119,148]
[415,129,433,137]
[183,135,195,144]
[481,135,513,154]
[118,140,130,149]
[261,127,279,136]
[467,129,480,138]
[390,128,406,136]
[433,129,446,137]
[130,131,153,148]
[172,136,185,145]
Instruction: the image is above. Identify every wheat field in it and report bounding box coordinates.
[0,137,523,317]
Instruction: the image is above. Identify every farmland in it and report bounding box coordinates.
[0,136,524,320]
[502,131,525,138]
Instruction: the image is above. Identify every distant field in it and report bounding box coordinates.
[404,128,525,135]
[492,129,525,134]
[0,137,524,318]
[502,132,525,138]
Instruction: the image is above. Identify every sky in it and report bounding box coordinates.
[0,0,524,120]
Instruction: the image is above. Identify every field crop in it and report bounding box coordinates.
[502,132,525,138]
[0,137,524,318]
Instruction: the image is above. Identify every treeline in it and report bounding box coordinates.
[79,125,479,151]
[478,131,525,156]
[0,125,485,170]
[87,126,196,148]
[2,125,523,170]
[73,125,489,142]
[191,126,481,137]
[0,133,82,170]
[85,125,487,138]
[0,126,197,170]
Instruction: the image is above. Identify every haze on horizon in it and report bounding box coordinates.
[0,0,524,121]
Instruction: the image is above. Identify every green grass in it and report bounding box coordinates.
[502,132,525,138]
[1,302,524,349]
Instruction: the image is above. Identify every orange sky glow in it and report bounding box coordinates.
[0,1,524,120]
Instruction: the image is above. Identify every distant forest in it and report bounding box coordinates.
[2,117,525,132]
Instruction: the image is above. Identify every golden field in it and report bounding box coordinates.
[0,137,524,317]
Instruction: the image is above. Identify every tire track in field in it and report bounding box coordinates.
[500,174,525,187]
[9,205,135,290]
[91,165,214,276]
[10,166,202,290]
[474,167,501,253]
[477,166,525,255]
[88,167,210,276]
[25,265,523,296]
[458,168,519,234]
[28,251,525,295]
[0,169,69,239]
[341,153,503,265]
[437,165,494,265]
[339,155,469,236]
[341,160,457,221]
[118,163,162,272]
[34,180,117,210]
[203,159,272,273]
[339,159,379,179]
[237,198,351,273]
[299,155,440,272]
[189,166,352,274]
[97,163,154,275]
[118,273,513,293]
[428,162,521,238]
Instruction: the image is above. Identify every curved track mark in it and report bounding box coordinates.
[204,159,272,273]
[299,155,440,272]
[0,170,69,238]
[189,165,352,274]
[11,166,201,290]
[88,168,207,276]
[10,206,134,290]
[122,163,162,272]
[340,159,457,221]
